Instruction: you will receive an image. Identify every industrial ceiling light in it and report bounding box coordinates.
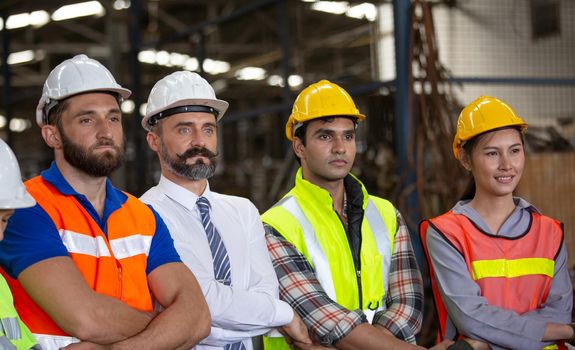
[308,1,377,21]
[1,10,50,30]
[347,3,377,21]
[9,118,32,133]
[113,0,131,10]
[288,75,304,87]
[121,100,135,114]
[310,1,349,15]
[235,67,266,80]
[52,1,105,21]
[203,58,231,75]
[267,74,304,87]
[7,50,36,65]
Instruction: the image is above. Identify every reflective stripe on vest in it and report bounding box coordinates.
[279,195,392,319]
[472,258,555,281]
[0,277,39,350]
[0,318,20,341]
[364,200,392,293]
[280,196,337,300]
[60,229,153,259]
[33,334,77,350]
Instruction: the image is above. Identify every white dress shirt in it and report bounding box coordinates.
[141,175,294,350]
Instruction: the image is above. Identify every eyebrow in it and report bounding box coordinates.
[173,121,217,128]
[312,128,355,136]
[73,108,121,118]
[481,143,523,150]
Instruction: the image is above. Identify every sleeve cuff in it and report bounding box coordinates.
[325,309,366,346]
[270,299,295,327]
[374,313,417,344]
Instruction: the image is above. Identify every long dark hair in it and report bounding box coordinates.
[458,126,524,201]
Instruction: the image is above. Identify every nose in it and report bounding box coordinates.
[499,153,512,170]
[332,136,346,154]
[189,127,206,148]
[95,117,113,138]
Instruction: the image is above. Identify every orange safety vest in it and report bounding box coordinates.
[1,176,156,346]
[420,210,565,350]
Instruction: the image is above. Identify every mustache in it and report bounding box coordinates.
[91,138,121,151]
[177,147,218,160]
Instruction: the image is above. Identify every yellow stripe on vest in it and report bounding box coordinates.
[471,258,554,280]
[540,344,558,350]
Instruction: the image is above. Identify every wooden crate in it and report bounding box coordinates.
[516,152,575,269]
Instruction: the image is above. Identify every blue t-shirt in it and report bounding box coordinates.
[0,162,181,278]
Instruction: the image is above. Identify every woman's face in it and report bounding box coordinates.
[460,128,525,199]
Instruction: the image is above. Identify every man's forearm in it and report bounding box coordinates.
[107,263,211,350]
[336,324,422,350]
[19,256,153,344]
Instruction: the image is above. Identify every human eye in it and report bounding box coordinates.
[178,127,190,135]
[344,133,355,141]
[204,126,216,135]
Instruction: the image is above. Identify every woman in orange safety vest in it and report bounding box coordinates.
[420,96,574,350]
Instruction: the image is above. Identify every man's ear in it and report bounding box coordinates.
[292,137,305,159]
[146,131,160,152]
[41,125,62,149]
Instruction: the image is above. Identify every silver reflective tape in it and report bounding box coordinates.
[281,197,338,300]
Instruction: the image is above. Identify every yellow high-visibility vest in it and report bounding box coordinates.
[262,169,397,349]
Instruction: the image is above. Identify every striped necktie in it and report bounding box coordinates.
[196,196,246,350]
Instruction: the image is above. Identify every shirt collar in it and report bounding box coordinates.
[157,175,213,211]
[452,196,540,215]
[42,161,125,201]
[41,161,127,218]
[294,167,369,209]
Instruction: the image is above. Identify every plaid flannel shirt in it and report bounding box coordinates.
[264,210,423,346]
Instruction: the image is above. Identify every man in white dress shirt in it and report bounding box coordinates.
[140,71,311,350]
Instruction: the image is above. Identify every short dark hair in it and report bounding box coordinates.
[46,99,69,128]
[46,91,121,127]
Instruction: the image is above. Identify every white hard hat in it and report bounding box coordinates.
[142,71,229,131]
[36,54,132,127]
[0,139,35,209]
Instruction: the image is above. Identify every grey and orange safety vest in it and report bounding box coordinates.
[420,210,565,350]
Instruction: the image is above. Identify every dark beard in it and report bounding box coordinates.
[161,144,217,180]
[59,125,124,178]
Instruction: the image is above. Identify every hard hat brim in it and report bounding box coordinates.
[143,98,229,131]
[0,193,36,209]
[286,113,366,141]
[36,87,132,127]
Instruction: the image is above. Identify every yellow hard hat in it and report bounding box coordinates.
[285,80,366,140]
[453,96,528,159]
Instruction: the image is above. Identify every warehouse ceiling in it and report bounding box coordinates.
[0,0,387,133]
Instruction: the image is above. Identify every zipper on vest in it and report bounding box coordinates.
[116,260,123,299]
[356,269,363,308]
[334,207,363,308]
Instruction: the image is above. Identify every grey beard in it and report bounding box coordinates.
[168,161,216,181]
[161,146,216,180]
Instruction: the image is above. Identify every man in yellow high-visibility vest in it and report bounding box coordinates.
[262,80,451,350]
